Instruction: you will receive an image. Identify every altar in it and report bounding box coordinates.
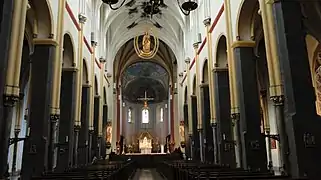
[138,131,153,154]
[139,137,152,154]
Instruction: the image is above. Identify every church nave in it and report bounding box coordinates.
[130,169,165,180]
[1,0,321,179]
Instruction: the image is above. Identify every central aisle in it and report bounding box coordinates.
[131,168,166,180]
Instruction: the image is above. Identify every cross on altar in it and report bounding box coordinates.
[138,91,154,107]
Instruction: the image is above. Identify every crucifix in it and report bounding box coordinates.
[138,91,154,108]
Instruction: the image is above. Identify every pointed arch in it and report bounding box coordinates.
[216,35,228,68]
[94,75,99,95]
[103,87,107,105]
[192,75,196,95]
[236,0,259,41]
[184,85,188,104]
[62,33,74,68]
[202,59,209,83]
[29,0,54,38]
[82,59,89,84]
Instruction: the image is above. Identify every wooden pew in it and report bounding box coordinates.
[31,160,136,180]
[160,160,292,180]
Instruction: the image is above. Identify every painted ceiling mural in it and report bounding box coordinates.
[122,61,169,103]
[127,61,167,77]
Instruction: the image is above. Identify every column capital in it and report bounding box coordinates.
[50,113,60,123]
[193,42,199,49]
[203,17,211,27]
[78,13,87,24]
[211,122,218,127]
[33,38,58,46]
[270,95,284,106]
[99,57,106,63]
[14,128,21,134]
[231,41,256,49]
[266,0,279,4]
[213,67,228,72]
[74,125,81,131]
[200,83,209,88]
[82,83,92,88]
[230,113,240,126]
[63,67,78,72]
[74,121,81,127]
[3,94,20,107]
[185,57,191,64]
[91,41,98,47]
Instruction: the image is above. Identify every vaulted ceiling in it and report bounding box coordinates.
[96,0,186,103]
[102,0,186,63]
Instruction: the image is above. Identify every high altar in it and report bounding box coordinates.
[138,132,153,154]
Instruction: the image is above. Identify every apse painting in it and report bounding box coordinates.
[126,62,167,77]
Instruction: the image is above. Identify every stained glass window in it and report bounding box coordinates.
[142,109,149,124]
[128,108,132,123]
[160,108,164,122]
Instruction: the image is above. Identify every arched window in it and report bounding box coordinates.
[142,109,149,124]
[128,108,132,123]
[160,108,164,122]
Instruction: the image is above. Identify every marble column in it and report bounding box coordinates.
[273,1,321,178]
[200,84,213,162]
[56,70,76,171]
[234,44,267,171]
[0,0,21,177]
[101,105,108,159]
[183,104,190,159]
[214,68,236,167]
[93,96,100,159]
[78,86,90,166]
[21,44,56,179]
[191,95,199,160]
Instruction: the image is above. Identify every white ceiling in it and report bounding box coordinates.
[100,0,188,62]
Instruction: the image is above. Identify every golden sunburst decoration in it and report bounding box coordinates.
[134,28,159,59]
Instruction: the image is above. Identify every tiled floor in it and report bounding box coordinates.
[131,169,165,180]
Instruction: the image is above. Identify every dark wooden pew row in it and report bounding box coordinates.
[159,160,292,180]
[31,160,136,180]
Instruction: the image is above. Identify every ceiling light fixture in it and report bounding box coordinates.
[102,0,198,15]
[102,0,126,10]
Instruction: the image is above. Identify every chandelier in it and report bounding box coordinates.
[102,0,198,15]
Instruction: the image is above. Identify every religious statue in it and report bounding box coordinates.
[142,32,151,53]
[179,125,185,139]
[106,126,112,142]
[134,30,159,59]
[143,137,148,147]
